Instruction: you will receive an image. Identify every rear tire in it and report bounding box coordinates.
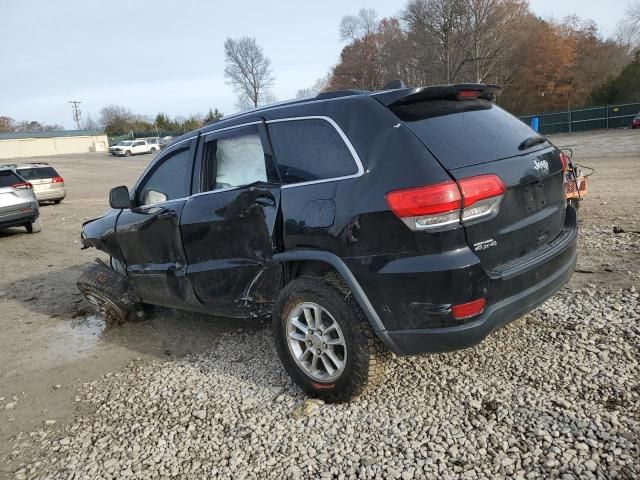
[150,147,157,153]
[77,263,141,326]
[25,218,42,234]
[272,273,391,403]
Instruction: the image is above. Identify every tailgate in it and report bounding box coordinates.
[0,188,32,215]
[388,92,568,272]
[447,148,567,271]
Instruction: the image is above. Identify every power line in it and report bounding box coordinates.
[69,100,82,130]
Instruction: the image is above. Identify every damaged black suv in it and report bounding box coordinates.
[79,84,577,402]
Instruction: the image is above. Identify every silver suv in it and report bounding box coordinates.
[2,163,66,204]
[0,168,41,233]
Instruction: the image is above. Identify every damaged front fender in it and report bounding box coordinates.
[81,209,124,261]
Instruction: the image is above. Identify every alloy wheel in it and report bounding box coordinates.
[286,302,347,382]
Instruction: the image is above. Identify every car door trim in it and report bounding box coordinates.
[202,121,262,140]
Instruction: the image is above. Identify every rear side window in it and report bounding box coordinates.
[17,167,58,180]
[0,170,23,188]
[268,118,358,184]
[391,100,544,169]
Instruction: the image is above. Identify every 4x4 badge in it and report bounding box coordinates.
[474,238,497,251]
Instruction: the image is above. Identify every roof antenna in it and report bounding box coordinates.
[383,79,406,90]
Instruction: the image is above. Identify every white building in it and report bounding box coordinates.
[0,130,109,159]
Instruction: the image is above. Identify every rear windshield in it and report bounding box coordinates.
[391,99,547,169]
[0,170,22,188]
[17,166,58,180]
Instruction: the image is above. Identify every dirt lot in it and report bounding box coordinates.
[0,130,638,479]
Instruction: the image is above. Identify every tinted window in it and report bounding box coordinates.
[268,119,357,184]
[391,100,545,169]
[202,126,276,192]
[16,167,58,180]
[0,170,22,188]
[138,146,192,205]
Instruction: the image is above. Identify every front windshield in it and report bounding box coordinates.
[120,141,134,146]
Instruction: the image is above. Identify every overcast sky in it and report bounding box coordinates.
[0,0,629,129]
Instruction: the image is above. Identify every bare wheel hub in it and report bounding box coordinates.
[286,302,347,382]
[83,289,123,324]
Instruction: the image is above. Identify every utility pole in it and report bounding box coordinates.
[69,100,82,130]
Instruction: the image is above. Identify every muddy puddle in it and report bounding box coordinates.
[45,314,105,360]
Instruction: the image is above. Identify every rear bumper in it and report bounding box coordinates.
[357,206,579,356]
[0,208,38,229]
[377,241,576,355]
[36,189,66,201]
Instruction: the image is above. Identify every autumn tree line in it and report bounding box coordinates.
[94,106,224,137]
[318,0,640,115]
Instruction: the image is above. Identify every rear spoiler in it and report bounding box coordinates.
[372,83,501,107]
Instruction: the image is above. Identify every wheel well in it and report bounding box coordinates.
[283,260,335,283]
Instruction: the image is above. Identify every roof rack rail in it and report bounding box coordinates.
[315,90,368,100]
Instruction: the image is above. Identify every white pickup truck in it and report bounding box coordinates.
[109,139,159,157]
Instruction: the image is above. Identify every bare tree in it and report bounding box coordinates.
[13,121,64,132]
[224,37,275,109]
[463,0,527,83]
[629,0,640,25]
[0,116,15,132]
[404,0,469,83]
[615,0,640,53]
[82,114,100,131]
[339,8,379,42]
[296,75,331,98]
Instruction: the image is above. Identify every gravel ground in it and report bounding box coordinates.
[6,238,639,478]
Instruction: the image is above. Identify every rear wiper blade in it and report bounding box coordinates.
[518,136,548,151]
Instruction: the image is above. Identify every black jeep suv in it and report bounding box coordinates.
[78,83,577,402]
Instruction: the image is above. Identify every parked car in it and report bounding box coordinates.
[78,83,577,402]
[158,136,174,149]
[1,163,66,204]
[145,138,161,151]
[632,113,640,129]
[108,139,158,156]
[0,168,41,233]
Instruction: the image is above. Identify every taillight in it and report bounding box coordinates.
[458,175,506,222]
[452,298,486,320]
[386,175,506,230]
[11,182,32,190]
[385,181,462,230]
[559,152,569,172]
[52,176,64,183]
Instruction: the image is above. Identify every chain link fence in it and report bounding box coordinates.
[518,102,640,135]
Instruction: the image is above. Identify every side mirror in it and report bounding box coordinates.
[109,185,131,209]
